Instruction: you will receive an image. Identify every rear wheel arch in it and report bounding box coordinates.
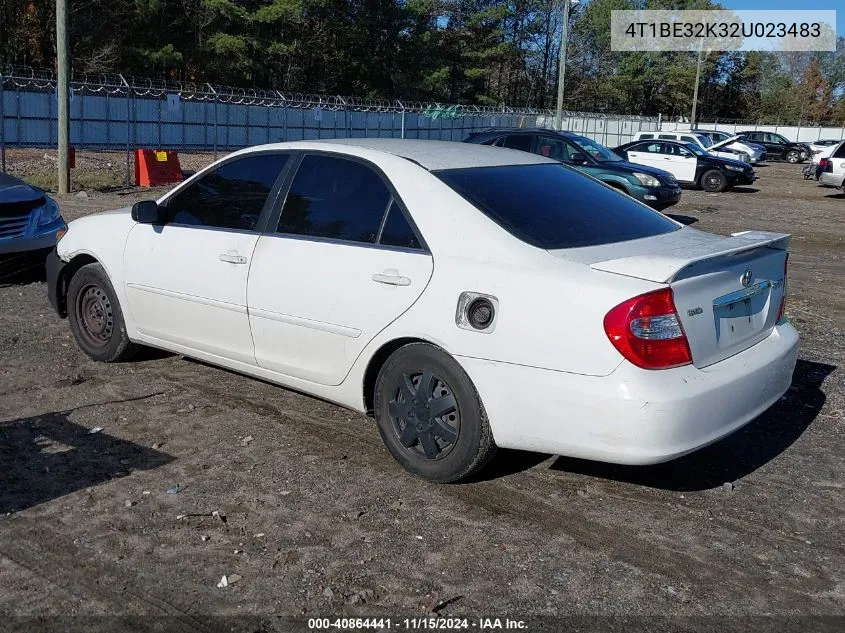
[363,337,442,415]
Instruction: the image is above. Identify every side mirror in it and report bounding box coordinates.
[131,200,164,224]
[570,152,588,165]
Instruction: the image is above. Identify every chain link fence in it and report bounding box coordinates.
[0,67,660,188]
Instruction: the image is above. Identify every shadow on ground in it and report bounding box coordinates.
[728,187,760,194]
[665,214,698,225]
[546,359,834,491]
[0,412,174,513]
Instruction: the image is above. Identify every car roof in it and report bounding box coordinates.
[466,127,590,139]
[230,139,554,171]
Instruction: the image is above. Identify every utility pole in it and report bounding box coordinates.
[690,43,704,126]
[553,0,577,130]
[56,0,70,193]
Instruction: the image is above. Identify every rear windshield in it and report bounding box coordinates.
[435,164,680,250]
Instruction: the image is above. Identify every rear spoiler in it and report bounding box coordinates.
[590,231,791,284]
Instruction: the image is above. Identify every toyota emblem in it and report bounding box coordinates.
[741,269,753,287]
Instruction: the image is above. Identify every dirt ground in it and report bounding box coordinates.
[1,159,844,632]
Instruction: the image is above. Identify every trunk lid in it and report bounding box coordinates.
[552,227,790,368]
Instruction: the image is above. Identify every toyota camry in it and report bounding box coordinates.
[46,139,798,482]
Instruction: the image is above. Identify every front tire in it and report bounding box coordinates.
[786,150,801,164]
[374,343,497,483]
[700,169,727,192]
[67,263,139,363]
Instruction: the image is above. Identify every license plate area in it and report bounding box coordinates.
[713,281,773,350]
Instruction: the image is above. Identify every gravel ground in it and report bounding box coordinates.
[0,160,843,632]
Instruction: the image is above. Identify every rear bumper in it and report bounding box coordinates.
[819,172,843,188]
[459,322,799,465]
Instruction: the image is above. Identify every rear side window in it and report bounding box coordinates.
[833,144,845,158]
[435,164,679,250]
[165,154,289,230]
[277,155,391,244]
[639,133,654,139]
[502,135,533,152]
[658,134,676,140]
[379,201,423,250]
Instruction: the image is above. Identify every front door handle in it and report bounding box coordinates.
[372,270,411,286]
[219,252,248,265]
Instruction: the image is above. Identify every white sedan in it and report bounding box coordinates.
[46,140,798,482]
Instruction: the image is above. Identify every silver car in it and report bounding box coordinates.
[695,130,767,164]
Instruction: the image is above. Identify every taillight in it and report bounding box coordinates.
[604,288,692,370]
[820,158,832,172]
[777,253,789,321]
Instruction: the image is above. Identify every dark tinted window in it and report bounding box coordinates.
[379,202,423,250]
[277,155,391,243]
[639,133,654,139]
[435,164,679,250]
[658,134,676,140]
[633,142,665,154]
[536,136,577,162]
[833,143,845,158]
[165,154,289,230]
[502,135,533,152]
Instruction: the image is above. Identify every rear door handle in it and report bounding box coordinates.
[219,252,248,265]
[372,270,411,286]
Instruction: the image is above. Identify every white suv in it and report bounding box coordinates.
[634,131,750,163]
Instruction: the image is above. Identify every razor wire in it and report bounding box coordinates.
[0,65,660,119]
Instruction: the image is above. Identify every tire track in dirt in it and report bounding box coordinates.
[0,527,222,632]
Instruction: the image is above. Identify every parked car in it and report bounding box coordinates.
[0,172,66,278]
[692,129,767,163]
[47,140,797,482]
[632,131,750,163]
[802,140,843,180]
[464,128,682,209]
[736,131,810,163]
[817,141,845,189]
[807,139,840,158]
[614,140,757,192]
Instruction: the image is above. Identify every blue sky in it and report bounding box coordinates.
[719,1,843,36]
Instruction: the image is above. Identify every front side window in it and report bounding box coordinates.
[165,154,289,230]
[435,164,679,250]
[568,135,623,162]
[536,137,577,162]
[678,143,703,157]
[277,155,391,244]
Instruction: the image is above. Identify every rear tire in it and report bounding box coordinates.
[700,169,727,193]
[67,263,139,363]
[374,343,497,483]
